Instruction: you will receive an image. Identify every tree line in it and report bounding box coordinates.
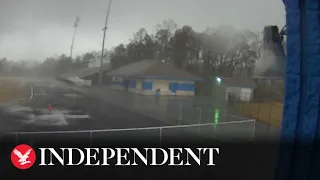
[1,20,262,81]
[0,52,98,77]
[109,20,262,79]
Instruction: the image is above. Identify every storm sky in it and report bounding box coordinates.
[0,0,285,61]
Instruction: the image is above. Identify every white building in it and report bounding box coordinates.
[213,76,257,103]
[107,60,202,96]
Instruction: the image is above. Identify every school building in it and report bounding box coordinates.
[107,60,202,96]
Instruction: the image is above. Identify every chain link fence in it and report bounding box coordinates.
[57,81,281,140]
[227,93,282,138]
[81,87,259,139]
[9,121,256,147]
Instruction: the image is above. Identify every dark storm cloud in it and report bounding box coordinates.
[0,0,285,61]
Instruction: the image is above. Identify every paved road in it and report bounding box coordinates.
[0,79,278,180]
[1,79,171,130]
[0,78,273,143]
[0,79,216,144]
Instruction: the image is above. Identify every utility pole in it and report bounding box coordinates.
[99,0,112,86]
[70,17,80,59]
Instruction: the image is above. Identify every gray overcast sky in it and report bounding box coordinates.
[0,0,285,61]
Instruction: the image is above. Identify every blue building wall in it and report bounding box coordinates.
[110,76,196,96]
[169,82,195,92]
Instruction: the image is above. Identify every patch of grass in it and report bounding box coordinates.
[0,78,29,104]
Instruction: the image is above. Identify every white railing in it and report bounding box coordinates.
[9,119,256,146]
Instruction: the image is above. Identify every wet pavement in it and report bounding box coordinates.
[0,79,263,143]
[0,80,173,133]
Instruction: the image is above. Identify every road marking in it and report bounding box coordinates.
[28,84,34,101]
[39,88,47,96]
[33,87,47,96]
[37,113,68,125]
[64,94,84,98]
[17,84,34,104]
[64,115,90,119]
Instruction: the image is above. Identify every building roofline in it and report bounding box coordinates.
[111,75,203,81]
[224,85,257,88]
[134,75,203,81]
[107,60,202,80]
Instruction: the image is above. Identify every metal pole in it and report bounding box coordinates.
[159,128,162,146]
[179,106,182,120]
[198,108,202,133]
[252,120,256,141]
[70,17,79,59]
[99,0,112,86]
[70,26,77,59]
[15,133,18,144]
[268,103,273,132]
[90,131,92,147]
[213,124,216,140]
[198,108,202,124]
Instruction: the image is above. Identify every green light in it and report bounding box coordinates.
[214,109,220,124]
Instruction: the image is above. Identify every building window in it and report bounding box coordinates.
[169,83,178,93]
[177,83,195,92]
[112,76,122,81]
[128,80,136,88]
[240,91,252,101]
[113,80,124,86]
[142,81,152,90]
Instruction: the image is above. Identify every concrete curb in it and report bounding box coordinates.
[0,84,34,107]
[28,84,34,101]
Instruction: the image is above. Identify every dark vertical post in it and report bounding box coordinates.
[99,0,112,86]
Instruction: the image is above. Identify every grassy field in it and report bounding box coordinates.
[0,77,29,104]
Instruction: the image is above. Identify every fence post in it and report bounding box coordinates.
[178,105,182,125]
[252,120,256,141]
[159,128,162,146]
[162,101,166,117]
[198,108,202,124]
[268,104,273,132]
[198,108,202,133]
[90,131,92,147]
[213,124,216,140]
[257,103,260,122]
[15,133,18,144]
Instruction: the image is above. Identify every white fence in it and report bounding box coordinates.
[9,120,256,146]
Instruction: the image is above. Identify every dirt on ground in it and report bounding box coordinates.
[0,77,29,104]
